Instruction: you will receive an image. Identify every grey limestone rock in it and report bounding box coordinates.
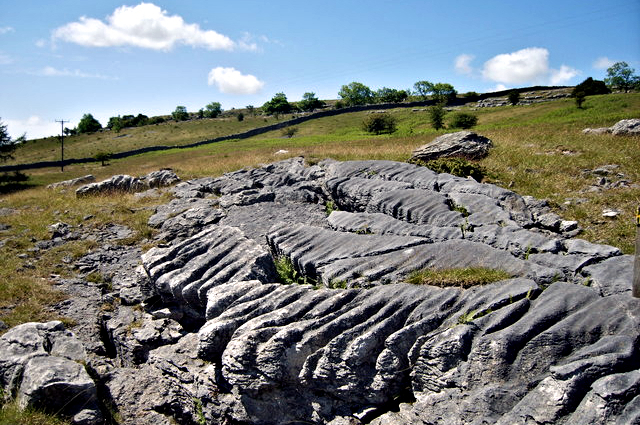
[16,157,637,425]
[47,174,95,190]
[0,321,101,423]
[610,118,640,135]
[142,225,278,320]
[410,131,493,162]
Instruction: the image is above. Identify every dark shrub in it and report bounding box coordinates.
[362,113,397,135]
[448,112,478,129]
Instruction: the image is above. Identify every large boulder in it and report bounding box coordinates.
[610,118,640,135]
[410,131,493,162]
[0,321,101,423]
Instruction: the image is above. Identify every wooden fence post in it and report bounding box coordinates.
[634,205,640,298]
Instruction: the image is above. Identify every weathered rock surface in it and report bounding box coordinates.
[410,131,493,162]
[76,169,180,197]
[583,118,640,136]
[47,174,95,190]
[0,321,102,423]
[3,157,638,424]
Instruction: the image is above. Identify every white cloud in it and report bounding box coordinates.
[52,2,237,51]
[39,66,116,79]
[207,67,264,95]
[482,47,579,85]
[482,47,550,84]
[490,84,508,92]
[550,65,580,85]
[593,56,615,70]
[0,27,14,35]
[4,116,63,140]
[454,54,475,75]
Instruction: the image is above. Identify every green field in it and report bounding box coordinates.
[1,91,639,331]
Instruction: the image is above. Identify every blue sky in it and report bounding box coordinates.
[1,0,638,139]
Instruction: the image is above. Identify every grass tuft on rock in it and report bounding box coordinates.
[406,267,512,288]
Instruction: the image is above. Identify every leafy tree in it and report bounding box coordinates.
[362,113,397,135]
[107,116,123,133]
[237,112,244,122]
[448,112,478,129]
[63,127,77,136]
[148,116,166,125]
[572,77,610,96]
[429,105,446,130]
[263,92,293,115]
[172,106,189,121]
[338,82,374,106]
[413,81,434,100]
[605,62,640,92]
[246,105,256,116]
[298,92,325,112]
[431,83,457,105]
[77,113,102,134]
[374,87,409,103]
[94,151,112,166]
[204,102,222,118]
[413,81,457,104]
[0,118,28,186]
[508,91,520,106]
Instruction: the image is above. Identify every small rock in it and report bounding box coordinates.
[602,209,621,218]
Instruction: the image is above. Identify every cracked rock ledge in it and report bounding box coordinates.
[1,157,638,425]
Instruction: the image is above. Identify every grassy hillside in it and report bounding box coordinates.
[0,92,638,332]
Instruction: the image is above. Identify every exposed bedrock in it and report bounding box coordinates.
[6,157,637,424]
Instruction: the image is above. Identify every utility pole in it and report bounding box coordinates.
[634,205,640,298]
[55,119,67,172]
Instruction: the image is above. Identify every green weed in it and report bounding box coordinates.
[406,267,512,289]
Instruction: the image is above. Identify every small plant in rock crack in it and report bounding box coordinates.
[325,200,339,216]
[274,256,316,286]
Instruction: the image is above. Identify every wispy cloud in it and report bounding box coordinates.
[52,2,252,52]
[207,67,264,95]
[0,26,14,35]
[593,56,615,70]
[454,54,475,75]
[4,116,63,140]
[481,47,579,85]
[38,66,117,80]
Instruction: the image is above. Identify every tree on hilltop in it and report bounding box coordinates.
[413,81,434,100]
[604,62,639,92]
[172,106,189,121]
[263,92,293,115]
[204,102,222,118]
[338,82,374,107]
[77,113,102,134]
[298,92,325,112]
[374,87,409,103]
[413,81,457,105]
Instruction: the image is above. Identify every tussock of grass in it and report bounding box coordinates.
[0,398,70,425]
[406,267,512,288]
